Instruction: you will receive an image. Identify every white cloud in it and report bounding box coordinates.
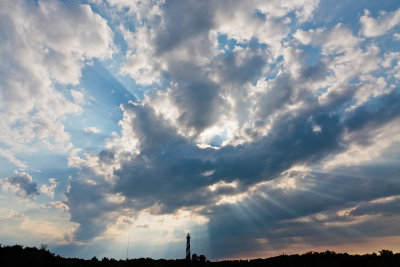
[84,126,101,134]
[215,0,319,53]
[120,26,164,85]
[40,178,58,199]
[382,52,400,80]
[294,24,381,107]
[71,89,86,106]
[0,0,114,158]
[360,8,400,37]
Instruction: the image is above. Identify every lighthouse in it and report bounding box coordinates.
[186,233,191,260]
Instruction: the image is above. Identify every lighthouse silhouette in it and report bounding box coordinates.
[186,233,191,260]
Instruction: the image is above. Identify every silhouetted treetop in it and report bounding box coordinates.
[0,244,399,267]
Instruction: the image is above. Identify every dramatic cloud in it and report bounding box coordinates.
[62,0,400,256]
[0,0,399,260]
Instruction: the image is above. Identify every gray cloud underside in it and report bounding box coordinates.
[206,163,400,257]
[64,0,400,258]
[67,85,400,243]
[1,171,39,198]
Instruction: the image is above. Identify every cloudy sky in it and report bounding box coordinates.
[1,0,400,260]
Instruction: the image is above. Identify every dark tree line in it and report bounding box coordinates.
[192,253,207,262]
[1,244,399,267]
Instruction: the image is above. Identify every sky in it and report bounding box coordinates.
[0,0,400,261]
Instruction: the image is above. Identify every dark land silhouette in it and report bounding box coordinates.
[1,244,400,267]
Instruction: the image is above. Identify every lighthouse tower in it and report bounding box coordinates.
[186,233,191,260]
